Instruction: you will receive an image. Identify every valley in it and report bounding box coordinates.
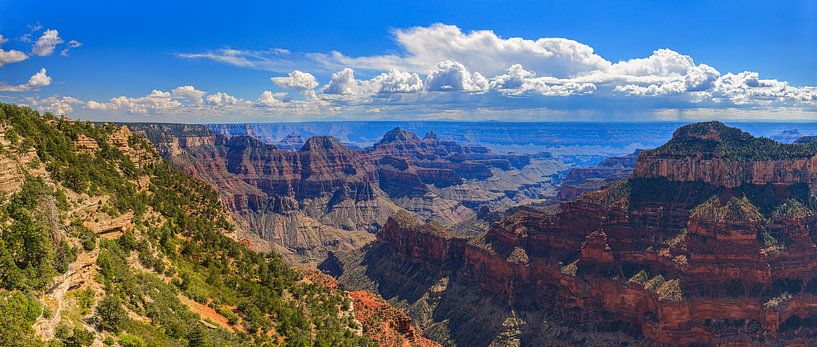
[2,102,816,346]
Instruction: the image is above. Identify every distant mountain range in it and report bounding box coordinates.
[207,121,817,156]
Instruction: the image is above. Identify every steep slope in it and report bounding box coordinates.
[0,103,432,346]
[329,121,817,346]
[130,124,567,266]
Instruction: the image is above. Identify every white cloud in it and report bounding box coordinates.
[425,60,489,92]
[25,96,83,115]
[59,39,83,56]
[181,23,611,78]
[256,90,284,107]
[613,81,686,96]
[684,64,720,92]
[609,49,695,78]
[321,67,425,98]
[54,23,817,120]
[32,29,63,57]
[205,92,244,106]
[521,79,597,96]
[384,24,610,76]
[0,68,52,91]
[0,35,29,67]
[323,68,359,95]
[490,64,536,90]
[0,48,28,67]
[171,85,206,106]
[374,68,424,93]
[711,72,817,105]
[86,90,182,113]
[271,70,319,90]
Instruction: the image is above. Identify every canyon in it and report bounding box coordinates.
[130,124,569,266]
[324,122,817,345]
[131,120,817,345]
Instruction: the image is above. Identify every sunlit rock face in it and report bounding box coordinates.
[130,124,565,266]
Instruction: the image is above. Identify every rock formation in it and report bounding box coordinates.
[129,124,566,266]
[329,121,817,345]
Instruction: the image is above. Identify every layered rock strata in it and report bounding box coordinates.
[333,122,817,345]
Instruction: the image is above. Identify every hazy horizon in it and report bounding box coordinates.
[1,1,815,123]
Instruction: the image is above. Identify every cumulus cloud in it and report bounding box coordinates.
[374,68,424,93]
[490,64,536,90]
[171,85,206,106]
[181,23,611,77]
[0,68,52,91]
[32,29,63,57]
[26,96,83,115]
[51,23,814,120]
[256,90,284,107]
[205,92,244,106]
[323,68,359,95]
[321,67,425,98]
[385,24,610,76]
[0,49,28,67]
[87,90,182,113]
[271,70,319,90]
[711,72,817,105]
[0,35,29,67]
[425,60,488,92]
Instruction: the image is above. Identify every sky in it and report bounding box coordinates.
[0,0,815,123]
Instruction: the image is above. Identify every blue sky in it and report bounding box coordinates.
[0,0,815,122]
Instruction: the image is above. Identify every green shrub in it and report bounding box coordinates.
[118,334,146,347]
[95,294,126,333]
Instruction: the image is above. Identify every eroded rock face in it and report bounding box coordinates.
[635,121,817,188]
[130,124,564,266]
[336,122,817,345]
[379,211,467,270]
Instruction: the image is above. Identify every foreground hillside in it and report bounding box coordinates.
[0,102,435,346]
[327,122,817,346]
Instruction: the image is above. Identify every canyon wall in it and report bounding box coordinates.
[130,124,566,266]
[334,122,817,345]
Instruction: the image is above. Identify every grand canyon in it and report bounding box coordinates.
[127,120,817,345]
[2,2,816,346]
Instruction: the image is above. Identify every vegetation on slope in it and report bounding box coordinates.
[0,103,371,346]
[646,121,817,161]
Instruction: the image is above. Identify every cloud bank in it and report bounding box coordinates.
[12,24,817,121]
